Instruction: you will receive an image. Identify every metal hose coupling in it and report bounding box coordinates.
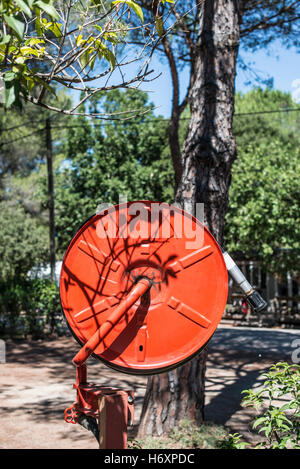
[223,251,268,313]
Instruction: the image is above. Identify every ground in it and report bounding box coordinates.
[0,325,299,449]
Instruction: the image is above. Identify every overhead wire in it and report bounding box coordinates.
[0,127,46,147]
[0,106,299,146]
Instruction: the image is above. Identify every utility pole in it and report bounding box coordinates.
[45,117,56,282]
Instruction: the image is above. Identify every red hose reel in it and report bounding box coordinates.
[60,201,228,375]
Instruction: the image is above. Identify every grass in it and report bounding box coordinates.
[129,419,230,449]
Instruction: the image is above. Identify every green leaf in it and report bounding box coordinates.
[25,76,35,91]
[76,34,85,46]
[252,417,266,429]
[35,8,42,36]
[79,49,91,70]
[112,0,144,22]
[155,16,164,37]
[3,71,17,83]
[4,80,16,108]
[102,47,116,71]
[0,34,11,46]
[14,0,32,17]
[4,14,25,41]
[36,1,59,20]
[44,21,62,38]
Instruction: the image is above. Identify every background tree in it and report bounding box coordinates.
[0,87,71,334]
[52,88,173,254]
[225,139,300,274]
[0,88,71,192]
[225,88,300,275]
[0,198,49,334]
[0,200,48,282]
[134,0,300,193]
[233,87,300,150]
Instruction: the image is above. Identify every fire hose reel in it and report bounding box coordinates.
[60,201,229,375]
[60,201,267,447]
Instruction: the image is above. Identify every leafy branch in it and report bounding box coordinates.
[221,362,300,449]
[0,0,175,115]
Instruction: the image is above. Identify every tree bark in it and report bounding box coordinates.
[175,0,240,243]
[138,348,208,436]
[138,0,240,437]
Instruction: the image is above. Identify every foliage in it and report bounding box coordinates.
[0,200,48,282]
[233,88,300,151]
[0,277,61,338]
[24,278,61,336]
[0,197,54,337]
[225,139,300,274]
[0,102,44,188]
[218,432,249,450]
[53,89,173,253]
[242,362,300,449]
[220,362,300,449]
[0,89,71,192]
[0,0,174,112]
[130,419,230,449]
[240,1,300,52]
[225,88,300,274]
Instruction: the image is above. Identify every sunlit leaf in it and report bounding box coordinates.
[36,1,59,20]
[0,34,11,46]
[112,0,144,22]
[14,0,32,17]
[4,14,25,41]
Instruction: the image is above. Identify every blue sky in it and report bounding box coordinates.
[138,40,300,118]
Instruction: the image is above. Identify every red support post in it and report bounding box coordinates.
[65,358,134,448]
[98,390,134,449]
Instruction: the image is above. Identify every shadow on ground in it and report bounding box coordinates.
[0,326,299,448]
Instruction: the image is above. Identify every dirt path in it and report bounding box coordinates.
[0,326,298,449]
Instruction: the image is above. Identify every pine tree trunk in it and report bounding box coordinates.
[138,0,240,437]
[175,0,240,243]
[138,348,208,436]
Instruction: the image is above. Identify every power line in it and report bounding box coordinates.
[50,107,300,130]
[0,106,299,139]
[234,107,300,116]
[0,120,38,133]
[0,127,46,147]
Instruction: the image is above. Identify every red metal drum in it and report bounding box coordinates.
[60,201,228,374]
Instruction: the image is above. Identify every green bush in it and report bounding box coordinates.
[220,362,300,449]
[0,278,62,338]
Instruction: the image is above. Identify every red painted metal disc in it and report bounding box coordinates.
[60,201,228,374]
